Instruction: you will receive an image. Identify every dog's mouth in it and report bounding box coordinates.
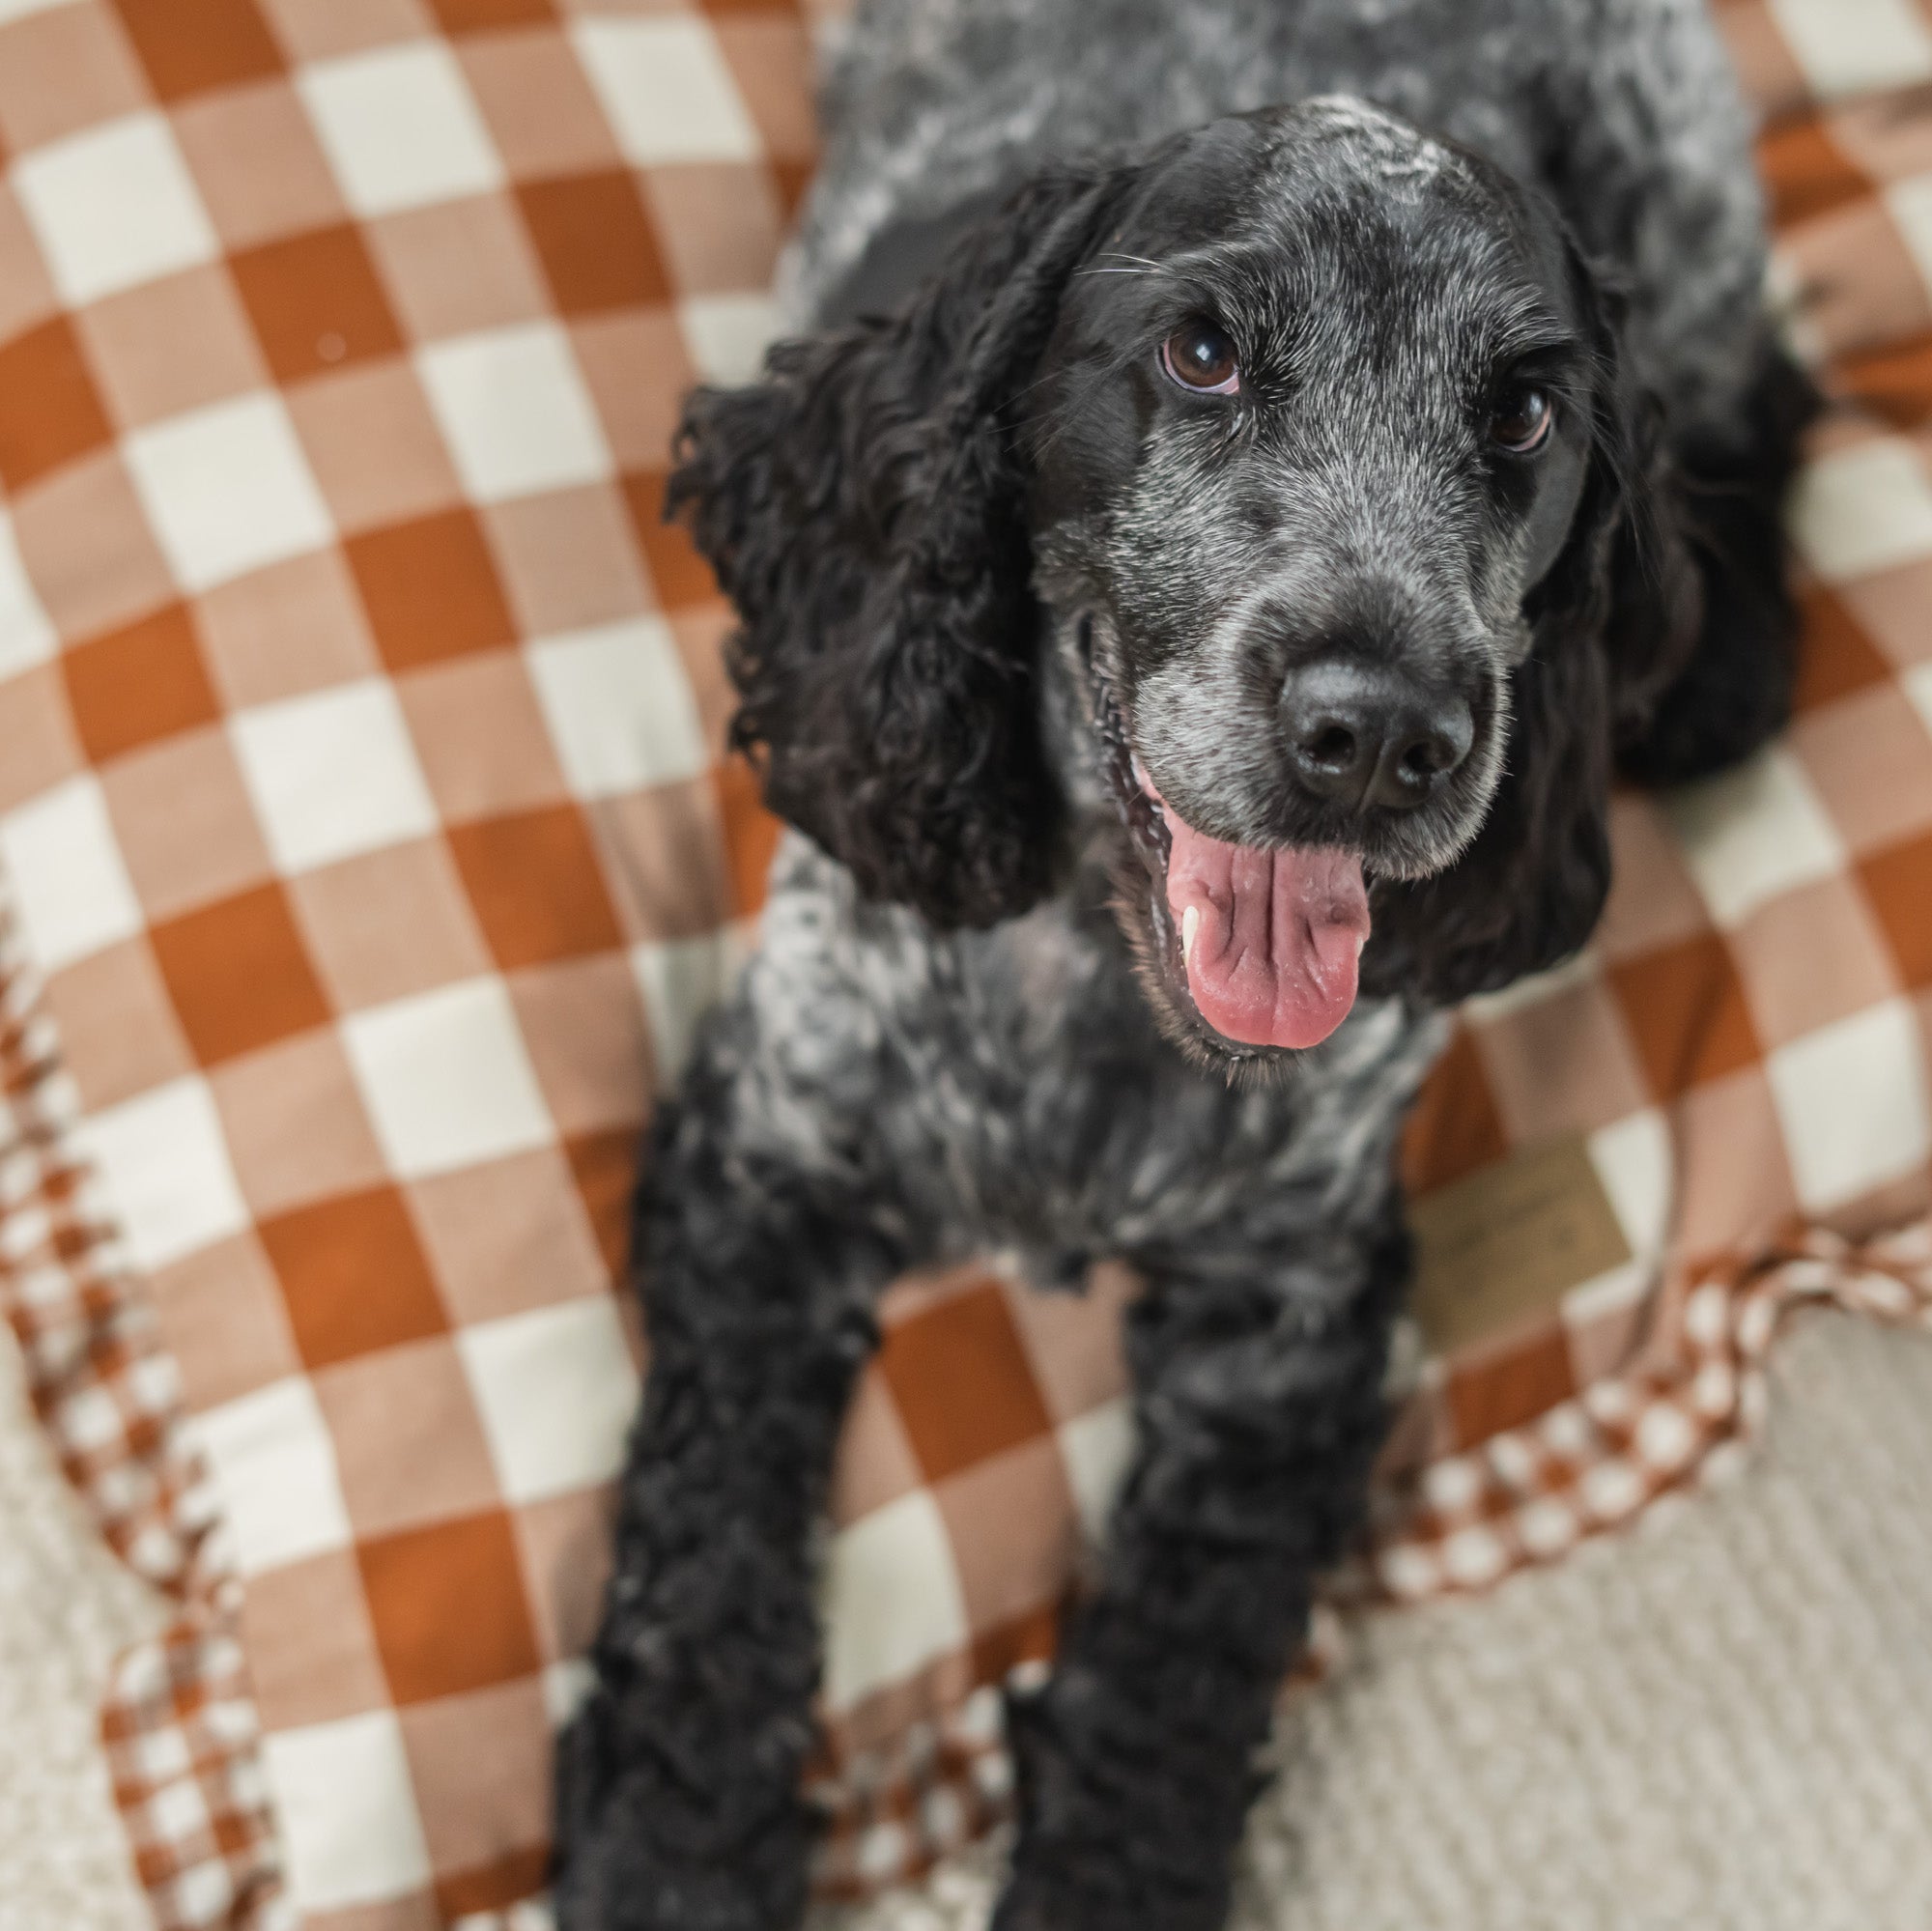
[1087,650,1371,1058]
[1149,765,1371,1050]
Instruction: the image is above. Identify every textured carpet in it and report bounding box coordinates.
[0,1322,166,1931]
[4,1312,1931,1929]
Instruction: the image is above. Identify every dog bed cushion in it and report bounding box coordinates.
[0,0,1930,1925]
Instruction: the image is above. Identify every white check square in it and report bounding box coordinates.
[13,113,218,307]
[820,1491,969,1712]
[1768,999,1932,1212]
[629,934,736,1092]
[343,977,553,1179]
[74,1076,249,1275]
[1587,1107,1672,1262]
[544,1657,598,1729]
[231,678,438,875]
[163,1863,233,1927]
[261,1712,432,1911]
[1904,661,1932,739]
[191,1377,353,1578]
[1886,173,1932,304]
[570,17,761,166]
[416,323,612,503]
[0,776,143,975]
[148,1778,209,1843]
[1661,746,1843,929]
[1768,0,1932,102]
[0,510,56,679]
[298,42,504,218]
[526,616,709,801]
[678,295,780,385]
[126,394,333,595]
[459,1298,640,1505]
[1788,438,1932,584]
[1058,1398,1134,1545]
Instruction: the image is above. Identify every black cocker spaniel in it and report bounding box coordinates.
[554,3,1811,1926]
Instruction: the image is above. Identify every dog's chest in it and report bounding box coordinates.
[739,851,1445,1266]
[963,914,1440,1256]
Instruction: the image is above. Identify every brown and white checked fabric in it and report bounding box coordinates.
[3,0,1932,1925]
[0,3,810,1925]
[1350,1224,1932,1606]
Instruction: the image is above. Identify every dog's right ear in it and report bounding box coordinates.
[668,164,1129,929]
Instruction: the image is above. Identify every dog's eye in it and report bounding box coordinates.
[1161,321,1240,395]
[1490,385,1553,453]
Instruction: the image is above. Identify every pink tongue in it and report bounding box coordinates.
[1157,788,1370,1050]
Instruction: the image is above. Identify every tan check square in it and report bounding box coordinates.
[0,0,1931,1922]
[77,265,271,434]
[0,3,151,158]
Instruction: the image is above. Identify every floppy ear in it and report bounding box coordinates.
[1613,333,1816,784]
[1541,237,1718,744]
[1361,248,1691,1004]
[668,164,1128,928]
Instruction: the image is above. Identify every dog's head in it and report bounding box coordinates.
[670,99,1696,1073]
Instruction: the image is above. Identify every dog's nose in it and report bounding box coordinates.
[1282,659,1474,811]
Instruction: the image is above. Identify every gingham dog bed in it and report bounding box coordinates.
[2,1,1932,1925]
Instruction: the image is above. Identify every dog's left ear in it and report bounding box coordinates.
[1362,238,1698,1005]
[668,163,1130,928]
[1536,240,1706,738]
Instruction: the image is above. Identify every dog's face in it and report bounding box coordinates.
[672,99,1682,1076]
[1026,102,1605,1067]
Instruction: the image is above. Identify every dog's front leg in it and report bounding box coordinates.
[995,1223,1408,1931]
[553,1077,903,1931]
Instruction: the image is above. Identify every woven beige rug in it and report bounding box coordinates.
[0,1321,165,1931]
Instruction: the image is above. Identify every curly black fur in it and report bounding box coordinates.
[995,1215,1412,1931]
[554,1077,901,1931]
[554,7,1810,1926]
[1617,337,1820,783]
[668,166,1133,929]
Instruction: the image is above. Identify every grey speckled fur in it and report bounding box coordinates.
[790,0,1767,435]
[726,831,1443,1277]
[554,7,1808,1929]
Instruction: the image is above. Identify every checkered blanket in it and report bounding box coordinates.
[1,2,1931,1927]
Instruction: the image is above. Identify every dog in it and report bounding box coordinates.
[554,1,1812,1924]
